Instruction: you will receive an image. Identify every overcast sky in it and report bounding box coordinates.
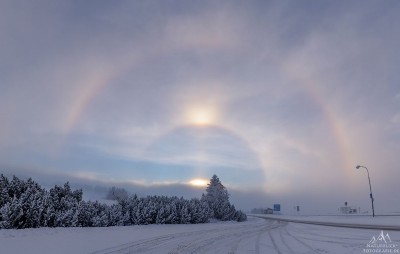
[1,0,400,213]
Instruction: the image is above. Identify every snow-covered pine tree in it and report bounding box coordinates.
[91,201,108,227]
[202,174,247,222]
[0,202,11,229]
[156,206,166,224]
[108,203,123,226]
[128,194,140,225]
[166,200,179,224]
[0,174,11,227]
[188,198,201,223]
[0,177,47,229]
[77,201,93,227]
[4,196,24,228]
[19,178,47,228]
[8,176,28,201]
[141,197,157,225]
[115,198,130,225]
[0,174,10,208]
[48,182,82,227]
[202,175,231,220]
[106,186,128,201]
[1,174,246,228]
[235,210,247,222]
[180,202,191,224]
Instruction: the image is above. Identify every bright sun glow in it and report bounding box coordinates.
[187,107,216,126]
[188,178,209,187]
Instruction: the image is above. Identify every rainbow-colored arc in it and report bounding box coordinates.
[62,58,354,185]
[63,42,164,135]
[64,70,114,135]
[284,63,354,181]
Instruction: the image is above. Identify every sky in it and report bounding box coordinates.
[1,0,400,214]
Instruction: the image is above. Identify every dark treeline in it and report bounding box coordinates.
[0,174,246,229]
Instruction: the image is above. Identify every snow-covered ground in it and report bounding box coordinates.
[1,216,399,254]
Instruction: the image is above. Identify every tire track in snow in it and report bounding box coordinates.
[90,219,267,254]
[170,221,274,253]
[255,219,276,254]
[267,228,282,254]
[255,220,285,254]
[92,218,319,254]
[227,221,278,254]
[278,222,296,254]
[283,226,321,254]
[89,228,220,254]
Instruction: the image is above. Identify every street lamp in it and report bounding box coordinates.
[356,165,375,217]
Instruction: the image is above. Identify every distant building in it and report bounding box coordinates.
[339,206,358,214]
[251,207,274,214]
[266,208,273,214]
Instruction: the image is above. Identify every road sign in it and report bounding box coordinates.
[273,204,281,211]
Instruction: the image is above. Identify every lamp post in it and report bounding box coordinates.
[356,165,375,217]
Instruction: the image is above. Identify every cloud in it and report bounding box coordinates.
[392,114,400,125]
[1,1,400,213]
[164,9,243,50]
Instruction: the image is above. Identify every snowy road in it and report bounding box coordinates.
[91,218,286,254]
[89,217,400,254]
[2,216,400,254]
